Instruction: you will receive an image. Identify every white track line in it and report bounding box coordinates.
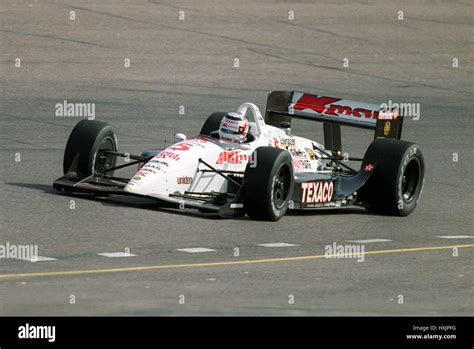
[437,235,473,239]
[97,252,136,257]
[19,256,57,262]
[258,243,298,247]
[346,239,392,243]
[176,248,217,253]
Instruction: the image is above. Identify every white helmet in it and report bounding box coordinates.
[218,112,249,143]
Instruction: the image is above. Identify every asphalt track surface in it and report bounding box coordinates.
[1,1,473,315]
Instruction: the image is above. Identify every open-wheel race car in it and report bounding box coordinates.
[53,91,425,221]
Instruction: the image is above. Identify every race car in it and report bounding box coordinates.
[53,91,425,221]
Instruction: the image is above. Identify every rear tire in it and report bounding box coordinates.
[243,147,294,221]
[63,120,118,176]
[200,112,227,136]
[358,138,425,216]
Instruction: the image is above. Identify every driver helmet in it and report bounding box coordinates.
[218,112,249,143]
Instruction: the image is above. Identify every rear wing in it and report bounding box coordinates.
[265,91,404,152]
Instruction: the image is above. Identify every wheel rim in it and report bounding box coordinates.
[95,137,115,174]
[401,158,421,202]
[273,164,291,209]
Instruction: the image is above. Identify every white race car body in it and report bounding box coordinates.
[124,102,326,205]
[54,90,424,220]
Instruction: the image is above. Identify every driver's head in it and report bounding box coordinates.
[218,112,249,143]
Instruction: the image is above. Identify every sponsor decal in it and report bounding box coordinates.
[383,121,391,136]
[301,181,334,204]
[305,147,317,160]
[157,150,181,161]
[143,163,161,170]
[147,159,169,167]
[323,202,336,207]
[364,163,374,172]
[161,138,210,155]
[279,137,296,148]
[293,159,312,170]
[216,151,250,164]
[142,165,160,172]
[294,95,379,120]
[177,176,193,185]
[132,176,141,181]
[169,143,193,151]
[378,108,398,120]
[140,168,157,174]
[288,147,306,158]
[223,119,239,125]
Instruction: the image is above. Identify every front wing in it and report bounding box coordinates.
[53,173,246,218]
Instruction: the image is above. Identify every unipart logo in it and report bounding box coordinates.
[301,181,334,204]
[294,95,380,120]
[216,151,250,164]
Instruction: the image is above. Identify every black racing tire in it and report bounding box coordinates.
[243,147,294,221]
[63,119,118,176]
[358,138,425,216]
[200,112,227,136]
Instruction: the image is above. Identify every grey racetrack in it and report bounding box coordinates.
[1,0,473,315]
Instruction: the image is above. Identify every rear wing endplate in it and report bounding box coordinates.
[265,91,404,152]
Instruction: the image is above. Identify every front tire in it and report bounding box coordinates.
[63,119,118,176]
[243,147,294,221]
[358,138,425,216]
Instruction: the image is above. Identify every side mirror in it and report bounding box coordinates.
[174,133,186,143]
